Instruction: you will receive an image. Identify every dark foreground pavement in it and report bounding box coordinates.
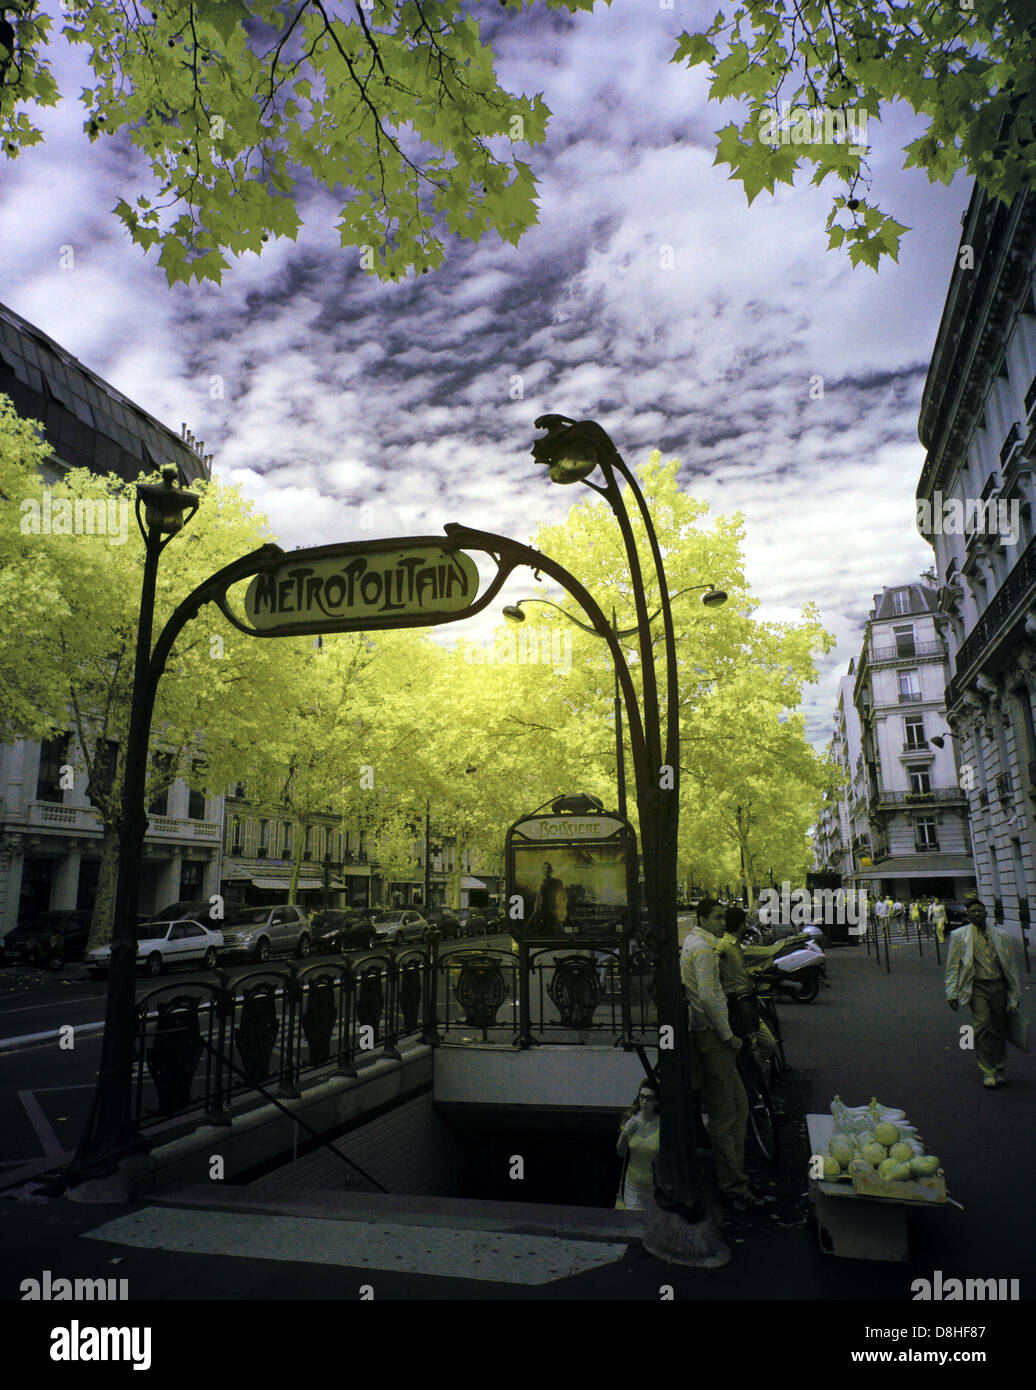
[1,936,1032,1366]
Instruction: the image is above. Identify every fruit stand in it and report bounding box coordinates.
[807,1101,951,1262]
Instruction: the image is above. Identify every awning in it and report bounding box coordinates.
[249,875,343,891]
[854,854,975,880]
[461,876,486,890]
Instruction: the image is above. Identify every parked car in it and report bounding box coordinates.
[144,899,225,931]
[87,919,224,978]
[218,904,312,962]
[2,909,93,967]
[370,909,428,945]
[423,907,463,940]
[309,909,375,952]
[942,900,971,929]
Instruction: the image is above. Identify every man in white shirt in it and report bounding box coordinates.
[681,897,767,1211]
[945,899,1021,1087]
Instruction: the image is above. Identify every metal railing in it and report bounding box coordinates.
[869,642,943,662]
[128,936,661,1140]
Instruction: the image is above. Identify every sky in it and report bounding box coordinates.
[0,1,970,748]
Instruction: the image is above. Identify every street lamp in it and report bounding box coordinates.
[528,413,729,1266]
[67,467,200,1187]
[503,586,726,821]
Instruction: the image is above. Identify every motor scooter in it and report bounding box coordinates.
[743,931,826,1002]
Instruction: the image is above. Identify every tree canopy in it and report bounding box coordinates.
[672,0,1036,269]
[0,0,597,284]
[5,2,1028,279]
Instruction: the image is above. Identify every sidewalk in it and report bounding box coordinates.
[2,939,1033,1301]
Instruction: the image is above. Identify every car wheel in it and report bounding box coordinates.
[146,952,163,978]
[297,934,311,959]
[202,947,218,970]
[255,938,270,963]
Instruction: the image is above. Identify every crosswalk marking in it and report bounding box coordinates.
[84,1207,630,1285]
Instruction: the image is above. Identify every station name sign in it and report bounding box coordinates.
[512,816,626,841]
[242,540,481,635]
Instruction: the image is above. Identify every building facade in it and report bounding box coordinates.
[0,299,217,936]
[916,181,1036,941]
[851,583,975,902]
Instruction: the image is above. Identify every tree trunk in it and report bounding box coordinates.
[288,819,307,904]
[86,827,121,951]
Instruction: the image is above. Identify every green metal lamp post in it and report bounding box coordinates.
[64,477,285,1190]
[524,413,731,1265]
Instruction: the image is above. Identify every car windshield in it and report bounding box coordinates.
[224,908,274,925]
[373,912,403,924]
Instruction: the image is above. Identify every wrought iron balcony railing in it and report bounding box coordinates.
[869,642,943,663]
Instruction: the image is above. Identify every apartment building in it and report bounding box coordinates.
[916,179,1036,939]
[851,583,975,901]
[0,299,219,935]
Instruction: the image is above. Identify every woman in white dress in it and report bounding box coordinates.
[615,1084,660,1210]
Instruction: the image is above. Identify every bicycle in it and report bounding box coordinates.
[737,1041,780,1166]
[754,986,789,1086]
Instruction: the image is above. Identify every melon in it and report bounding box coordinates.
[874,1121,900,1147]
[830,1138,855,1166]
[862,1141,887,1166]
[892,1162,914,1181]
[823,1156,841,1179]
[856,1130,874,1148]
[889,1142,913,1164]
[878,1157,900,1179]
[910,1154,940,1177]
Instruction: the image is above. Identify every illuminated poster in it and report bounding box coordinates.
[506,811,638,943]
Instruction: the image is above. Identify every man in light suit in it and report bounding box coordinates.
[945,899,1021,1087]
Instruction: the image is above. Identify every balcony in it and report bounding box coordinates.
[999,424,1021,469]
[898,691,923,703]
[26,802,220,842]
[996,771,1013,802]
[901,740,930,753]
[953,530,1036,693]
[914,840,941,853]
[871,787,967,809]
[1025,373,1036,422]
[869,641,943,663]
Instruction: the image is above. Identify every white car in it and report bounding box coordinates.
[87,919,224,978]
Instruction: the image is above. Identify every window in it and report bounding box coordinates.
[904,715,926,749]
[898,669,922,702]
[891,590,911,616]
[36,734,70,801]
[908,768,932,795]
[229,816,242,854]
[283,822,294,857]
[258,820,269,853]
[188,787,206,820]
[148,751,175,816]
[915,818,939,850]
[893,624,915,657]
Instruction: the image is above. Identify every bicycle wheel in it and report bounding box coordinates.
[739,1049,780,1166]
[758,996,788,1083]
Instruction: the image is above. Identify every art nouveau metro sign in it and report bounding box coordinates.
[237,539,482,636]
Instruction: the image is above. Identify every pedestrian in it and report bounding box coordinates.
[715,906,778,1068]
[945,899,1021,1088]
[910,900,921,933]
[528,862,567,936]
[680,897,767,1212]
[931,897,947,943]
[615,1083,660,1211]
